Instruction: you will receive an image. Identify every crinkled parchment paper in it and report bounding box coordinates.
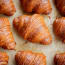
[0,0,65,65]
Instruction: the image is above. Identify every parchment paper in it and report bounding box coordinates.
[0,0,65,65]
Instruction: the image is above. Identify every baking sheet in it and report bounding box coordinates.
[0,0,65,65]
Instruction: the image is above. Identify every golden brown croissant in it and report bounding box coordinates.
[53,17,65,43]
[54,53,65,65]
[20,0,52,14]
[0,17,16,50]
[0,0,16,16]
[0,52,9,65]
[55,0,65,15]
[13,14,52,45]
[15,51,46,65]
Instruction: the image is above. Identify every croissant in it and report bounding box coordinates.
[0,0,16,16]
[0,52,9,65]
[53,17,65,43]
[54,53,65,65]
[15,51,46,65]
[13,14,52,45]
[20,0,52,14]
[0,17,16,50]
[55,0,65,15]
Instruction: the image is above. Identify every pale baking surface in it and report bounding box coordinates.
[0,0,65,65]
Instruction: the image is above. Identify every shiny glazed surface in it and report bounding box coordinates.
[0,52,9,65]
[53,17,65,43]
[20,0,52,14]
[0,0,16,16]
[54,53,65,65]
[55,0,65,15]
[0,17,16,50]
[13,14,52,45]
[15,51,46,65]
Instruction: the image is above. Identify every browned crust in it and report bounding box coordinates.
[15,51,46,65]
[20,0,52,14]
[53,17,65,43]
[13,14,52,45]
[55,0,65,15]
[0,52,9,65]
[0,17,16,50]
[54,53,65,65]
[0,0,16,16]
